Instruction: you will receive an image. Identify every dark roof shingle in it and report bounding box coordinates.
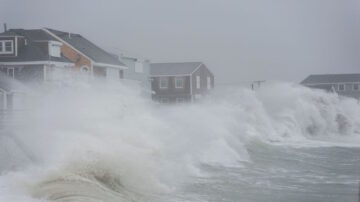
[46,28,125,67]
[150,62,202,76]
[301,74,360,84]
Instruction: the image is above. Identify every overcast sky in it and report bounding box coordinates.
[1,0,359,84]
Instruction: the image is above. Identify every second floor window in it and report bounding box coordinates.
[338,84,345,91]
[175,77,184,88]
[0,40,14,54]
[159,77,168,89]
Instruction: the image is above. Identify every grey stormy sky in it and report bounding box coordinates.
[1,0,359,84]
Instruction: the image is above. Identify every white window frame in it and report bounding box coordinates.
[196,76,200,89]
[48,41,62,58]
[159,77,169,89]
[80,66,90,73]
[338,84,345,91]
[0,40,14,54]
[175,77,184,89]
[353,83,360,91]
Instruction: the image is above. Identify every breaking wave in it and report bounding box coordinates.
[0,80,359,201]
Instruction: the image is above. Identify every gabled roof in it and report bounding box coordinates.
[0,29,71,63]
[8,29,57,41]
[45,28,126,67]
[301,74,360,84]
[150,62,202,76]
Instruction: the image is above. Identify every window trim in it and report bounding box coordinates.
[175,77,184,89]
[159,77,169,89]
[207,76,211,90]
[0,40,14,54]
[80,66,90,73]
[196,76,200,89]
[338,84,345,91]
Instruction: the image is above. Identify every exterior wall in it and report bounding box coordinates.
[305,83,360,100]
[191,64,214,100]
[0,65,45,82]
[93,66,106,78]
[151,76,191,103]
[121,57,151,93]
[60,43,91,71]
[0,36,16,57]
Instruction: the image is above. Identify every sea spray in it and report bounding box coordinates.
[0,80,359,201]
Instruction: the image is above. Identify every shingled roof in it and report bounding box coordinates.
[301,74,360,84]
[0,29,71,63]
[45,28,126,67]
[150,62,202,76]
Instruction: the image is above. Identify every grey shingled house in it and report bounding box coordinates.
[150,62,214,103]
[0,29,73,83]
[301,74,360,100]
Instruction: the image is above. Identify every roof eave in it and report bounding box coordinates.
[93,62,128,69]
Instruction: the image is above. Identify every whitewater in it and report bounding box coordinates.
[0,80,359,202]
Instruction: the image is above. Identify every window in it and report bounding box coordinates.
[354,83,359,91]
[159,77,168,89]
[135,62,143,73]
[176,98,185,103]
[175,77,184,88]
[0,40,14,54]
[160,97,169,103]
[80,66,89,73]
[48,41,62,58]
[119,70,124,79]
[7,68,15,78]
[207,77,211,90]
[196,76,200,89]
[5,41,12,52]
[338,84,345,91]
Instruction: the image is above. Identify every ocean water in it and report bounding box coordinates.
[0,80,359,202]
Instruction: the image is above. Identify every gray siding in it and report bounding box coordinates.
[151,76,191,103]
[0,65,44,82]
[305,83,360,100]
[191,64,214,99]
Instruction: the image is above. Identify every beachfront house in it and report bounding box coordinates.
[119,54,151,95]
[0,27,128,109]
[150,62,214,103]
[301,74,360,100]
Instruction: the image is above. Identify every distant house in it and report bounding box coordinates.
[150,62,214,103]
[0,29,73,83]
[119,54,151,95]
[0,28,127,82]
[301,74,360,100]
[44,28,127,80]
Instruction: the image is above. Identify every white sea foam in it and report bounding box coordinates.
[0,80,359,201]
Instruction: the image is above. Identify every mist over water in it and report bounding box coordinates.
[0,79,360,202]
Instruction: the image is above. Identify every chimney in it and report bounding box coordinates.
[3,23,7,32]
[68,32,71,39]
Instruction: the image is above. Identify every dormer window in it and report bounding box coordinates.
[0,40,14,54]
